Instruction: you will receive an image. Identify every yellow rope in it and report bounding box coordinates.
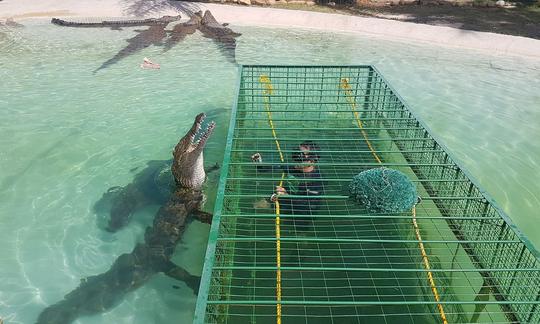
[340,79,381,164]
[340,78,448,324]
[412,206,448,323]
[260,75,284,324]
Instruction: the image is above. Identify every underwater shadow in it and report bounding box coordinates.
[93,23,169,73]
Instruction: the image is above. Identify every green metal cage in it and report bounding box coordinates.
[194,65,540,324]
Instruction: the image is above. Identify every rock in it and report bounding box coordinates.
[267,0,276,4]
[6,18,24,28]
[252,0,266,4]
[287,0,306,3]
[238,0,251,4]
[495,0,505,6]
[305,1,316,4]
[253,199,270,209]
[328,1,336,6]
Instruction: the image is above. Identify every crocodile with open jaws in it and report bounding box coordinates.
[37,113,216,324]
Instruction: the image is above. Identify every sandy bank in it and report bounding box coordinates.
[1,0,539,59]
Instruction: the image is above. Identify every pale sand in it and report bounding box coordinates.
[1,0,539,59]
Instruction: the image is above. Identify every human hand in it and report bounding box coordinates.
[275,186,287,195]
[251,153,262,163]
[270,186,287,202]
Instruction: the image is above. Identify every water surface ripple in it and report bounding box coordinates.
[0,20,539,323]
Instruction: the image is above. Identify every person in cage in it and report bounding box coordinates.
[251,141,324,230]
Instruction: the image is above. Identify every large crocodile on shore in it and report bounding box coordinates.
[37,113,216,324]
[51,15,181,30]
[163,10,241,60]
[198,10,241,63]
[163,11,202,52]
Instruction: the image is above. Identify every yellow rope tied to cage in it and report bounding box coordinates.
[340,79,382,164]
[260,75,284,324]
[340,78,448,324]
[412,206,448,323]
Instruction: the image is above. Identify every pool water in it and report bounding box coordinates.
[0,20,539,323]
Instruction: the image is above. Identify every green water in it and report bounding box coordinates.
[1,20,539,323]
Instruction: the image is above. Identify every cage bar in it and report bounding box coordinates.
[194,65,540,324]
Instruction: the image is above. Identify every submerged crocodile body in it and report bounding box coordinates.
[37,113,216,324]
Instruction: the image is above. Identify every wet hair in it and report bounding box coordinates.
[299,141,320,152]
[292,141,320,163]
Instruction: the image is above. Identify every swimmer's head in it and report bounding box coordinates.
[292,141,320,164]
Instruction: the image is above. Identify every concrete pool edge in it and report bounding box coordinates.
[1,0,540,59]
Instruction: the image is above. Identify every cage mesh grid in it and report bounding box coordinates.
[194,65,540,324]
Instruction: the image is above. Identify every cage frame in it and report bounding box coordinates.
[194,65,540,324]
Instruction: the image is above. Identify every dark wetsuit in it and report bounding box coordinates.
[257,164,324,229]
[279,167,323,215]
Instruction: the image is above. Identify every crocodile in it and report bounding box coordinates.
[36,113,216,324]
[51,15,181,30]
[94,108,224,232]
[198,10,241,63]
[163,11,202,52]
[50,11,241,71]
